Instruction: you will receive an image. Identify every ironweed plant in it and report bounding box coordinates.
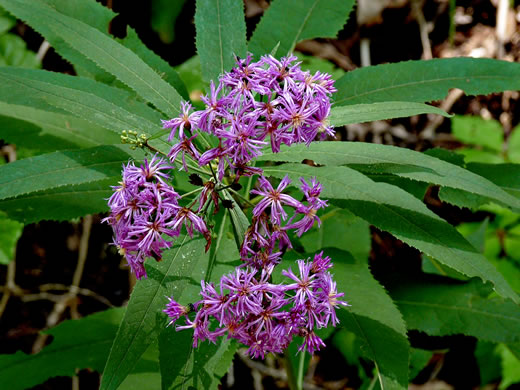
[0,0,519,389]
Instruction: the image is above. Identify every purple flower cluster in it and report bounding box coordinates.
[164,253,348,358]
[165,175,347,357]
[162,54,336,180]
[242,175,328,272]
[104,156,210,279]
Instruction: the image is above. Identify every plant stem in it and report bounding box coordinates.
[179,187,204,199]
[296,351,306,390]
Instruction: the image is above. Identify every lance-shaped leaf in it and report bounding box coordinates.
[0,103,119,152]
[0,67,163,135]
[249,0,355,58]
[262,164,519,303]
[0,308,125,390]
[0,145,141,201]
[159,332,237,390]
[195,0,247,83]
[329,102,451,126]
[331,248,409,390]
[0,0,182,116]
[388,277,520,343]
[0,178,116,224]
[100,238,209,390]
[334,58,520,106]
[257,142,520,212]
[0,0,188,98]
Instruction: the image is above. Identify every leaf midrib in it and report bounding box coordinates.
[43,6,178,115]
[335,74,515,105]
[0,72,158,133]
[287,0,320,54]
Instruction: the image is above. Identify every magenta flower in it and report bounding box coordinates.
[251,175,302,225]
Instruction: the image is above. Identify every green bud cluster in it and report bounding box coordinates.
[121,130,148,150]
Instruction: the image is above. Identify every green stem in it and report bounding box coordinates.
[296,351,306,390]
[179,187,204,199]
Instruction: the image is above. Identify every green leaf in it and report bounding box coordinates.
[0,9,16,35]
[0,178,115,224]
[499,344,520,389]
[100,238,209,390]
[0,102,119,151]
[334,58,520,106]
[195,0,247,83]
[257,142,520,212]
[0,0,183,115]
[249,0,355,58]
[221,190,250,251]
[409,348,433,381]
[451,116,504,152]
[438,163,520,210]
[330,102,451,126]
[0,34,39,68]
[389,278,520,343]
[262,163,519,303]
[0,211,22,263]
[118,28,189,101]
[466,163,520,199]
[332,249,409,389]
[300,208,371,262]
[0,145,140,201]
[159,331,237,390]
[2,0,189,98]
[0,308,125,390]
[0,0,115,81]
[0,67,163,136]
[509,125,520,163]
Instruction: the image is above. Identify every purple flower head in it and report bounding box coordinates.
[168,134,200,172]
[282,259,317,307]
[164,297,192,326]
[311,251,332,273]
[298,330,326,354]
[162,102,199,141]
[251,175,302,225]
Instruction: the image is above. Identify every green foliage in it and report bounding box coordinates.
[0,34,39,67]
[249,0,355,58]
[100,238,209,390]
[159,334,237,390]
[0,67,164,136]
[263,164,519,303]
[195,0,247,83]
[452,115,504,153]
[1,0,520,388]
[389,278,520,343]
[0,211,22,263]
[0,0,183,115]
[0,102,119,153]
[299,208,371,262]
[329,102,451,126]
[0,178,115,224]
[0,308,125,390]
[0,145,141,201]
[334,58,520,106]
[257,142,520,212]
[332,249,409,389]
